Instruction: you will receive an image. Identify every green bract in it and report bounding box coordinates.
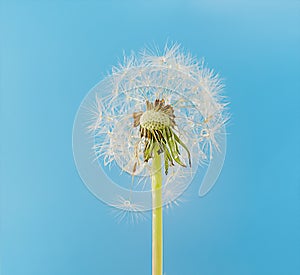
[133,99,191,175]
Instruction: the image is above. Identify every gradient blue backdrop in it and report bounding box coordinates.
[1,1,299,275]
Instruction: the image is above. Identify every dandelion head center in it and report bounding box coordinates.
[140,110,170,130]
[132,99,191,175]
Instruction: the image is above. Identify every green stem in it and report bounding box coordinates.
[151,144,163,275]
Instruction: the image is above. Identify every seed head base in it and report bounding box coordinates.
[133,99,191,175]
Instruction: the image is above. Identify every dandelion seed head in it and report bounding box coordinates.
[73,43,229,211]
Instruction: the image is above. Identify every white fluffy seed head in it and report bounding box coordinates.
[140,110,170,130]
[78,43,229,211]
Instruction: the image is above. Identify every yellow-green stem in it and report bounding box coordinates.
[151,145,163,275]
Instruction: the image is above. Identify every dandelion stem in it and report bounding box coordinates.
[151,143,163,275]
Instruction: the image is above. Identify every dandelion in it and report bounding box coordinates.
[72,43,228,275]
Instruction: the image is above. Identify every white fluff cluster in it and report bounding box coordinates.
[87,43,228,210]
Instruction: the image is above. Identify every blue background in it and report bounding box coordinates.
[1,1,299,274]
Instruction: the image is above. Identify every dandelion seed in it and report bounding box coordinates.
[111,196,147,224]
